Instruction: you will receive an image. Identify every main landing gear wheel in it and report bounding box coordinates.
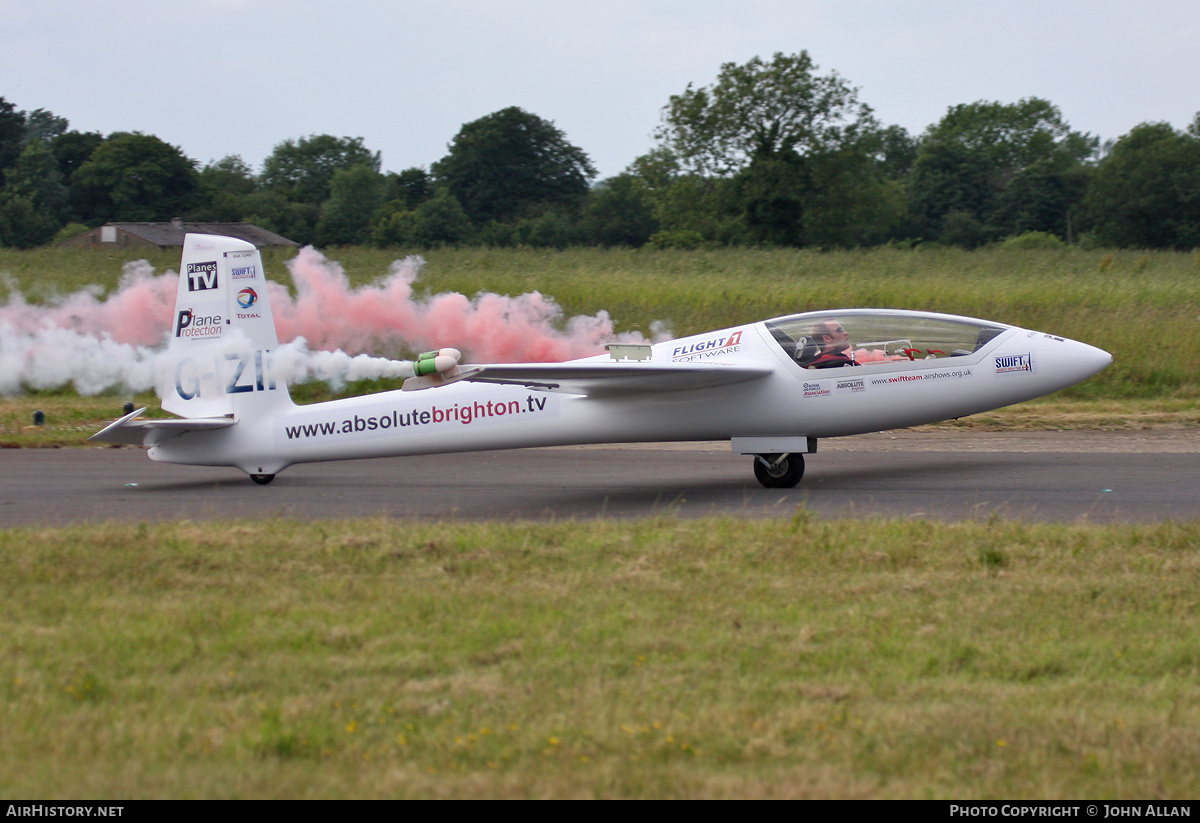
[250,474,276,485]
[753,453,804,488]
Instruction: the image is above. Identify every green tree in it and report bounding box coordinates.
[0,97,25,186]
[433,107,596,225]
[384,167,434,211]
[649,52,897,247]
[260,135,380,205]
[1083,121,1200,249]
[315,164,386,246]
[0,197,60,248]
[923,98,1094,171]
[372,189,473,248]
[0,138,68,247]
[237,189,316,243]
[735,150,808,245]
[877,124,918,180]
[991,156,1090,242]
[578,174,659,246]
[194,154,259,221]
[908,98,1096,242]
[70,132,199,224]
[799,142,906,248]
[654,52,878,178]
[50,130,104,186]
[907,140,997,241]
[24,108,68,144]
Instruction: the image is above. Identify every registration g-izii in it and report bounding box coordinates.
[93,234,1112,487]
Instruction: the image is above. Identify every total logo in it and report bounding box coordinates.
[235,287,262,319]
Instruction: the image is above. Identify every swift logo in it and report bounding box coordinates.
[186,261,219,291]
[231,265,257,280]
[995,353,1033,375]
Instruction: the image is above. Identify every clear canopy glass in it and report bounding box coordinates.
[764,310,1007,369]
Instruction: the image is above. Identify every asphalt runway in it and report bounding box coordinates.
[3,430,1197,525]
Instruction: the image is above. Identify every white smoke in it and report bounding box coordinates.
[0,248,666,397]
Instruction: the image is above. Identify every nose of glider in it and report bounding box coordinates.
[1077,339,1112,376]
[1058,337,1113,387]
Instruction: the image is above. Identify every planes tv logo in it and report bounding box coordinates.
[186,261,219,292]
[236,288,257,309]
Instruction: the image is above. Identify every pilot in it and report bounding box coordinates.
[808,318,858,368]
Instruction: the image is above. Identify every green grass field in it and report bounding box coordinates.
[2,517,1197,799]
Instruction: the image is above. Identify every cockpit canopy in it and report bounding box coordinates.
[764,310,1007,369]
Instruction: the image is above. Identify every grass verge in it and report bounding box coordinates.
[2,516,1198,798]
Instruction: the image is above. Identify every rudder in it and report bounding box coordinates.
[161,233,291,418]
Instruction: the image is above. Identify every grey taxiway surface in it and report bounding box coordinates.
[3,430,1196,525]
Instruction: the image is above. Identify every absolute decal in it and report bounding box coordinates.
[277,392,561,446]
[994,353,1034,375]
[835,377,866,394]
[672,330,743,362]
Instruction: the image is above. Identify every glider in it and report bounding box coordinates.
[93,234,1112,487]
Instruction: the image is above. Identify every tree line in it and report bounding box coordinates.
[3,52,1199,251]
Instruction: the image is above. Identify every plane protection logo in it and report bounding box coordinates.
[995,352,1034,375]
[186,261,219,291]
[175,307,225,339]
[672,330,743,362]
[236,288,257,309]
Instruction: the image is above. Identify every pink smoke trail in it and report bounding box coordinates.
[0,248,664,395]
[269,247,651,361]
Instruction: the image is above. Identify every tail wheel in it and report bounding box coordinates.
[250,473,276,485]
[752,453,804,488]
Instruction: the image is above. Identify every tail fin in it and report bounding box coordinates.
[161,234,292,418]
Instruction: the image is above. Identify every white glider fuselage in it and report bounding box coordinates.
[92,234,1111,485]
[145,311,1110,477]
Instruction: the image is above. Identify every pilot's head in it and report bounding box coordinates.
[813,318,849,353]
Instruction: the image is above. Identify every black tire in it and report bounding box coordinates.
[249,473,276,485]
[752,454,804,488]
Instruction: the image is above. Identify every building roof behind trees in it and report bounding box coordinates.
[56,220,299,250]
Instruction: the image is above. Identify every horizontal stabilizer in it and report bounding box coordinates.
[89,407,236,447]
[457,361,773,396]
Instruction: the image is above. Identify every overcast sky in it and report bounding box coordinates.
[2,0,1197,180]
